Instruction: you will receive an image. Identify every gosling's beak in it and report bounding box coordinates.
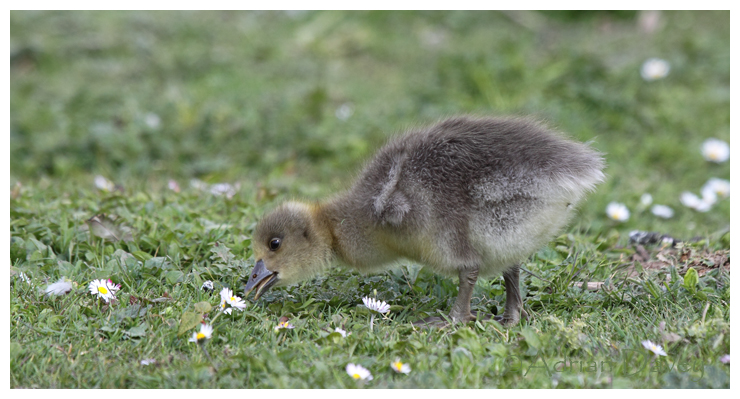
[244,259,278,300]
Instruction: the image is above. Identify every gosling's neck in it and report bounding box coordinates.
[312,195,384,269]
[309,199,344,262]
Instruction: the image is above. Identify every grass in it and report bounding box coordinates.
[10,11,730,388]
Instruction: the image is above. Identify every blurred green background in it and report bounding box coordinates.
[10,10,730,237]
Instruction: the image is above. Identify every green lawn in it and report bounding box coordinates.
[10,11,730,388]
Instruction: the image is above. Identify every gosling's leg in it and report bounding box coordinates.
[493,265,528,327]
[448,265,480,322]
[413,265,482,327]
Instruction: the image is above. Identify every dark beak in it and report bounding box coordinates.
[244,259,278,300]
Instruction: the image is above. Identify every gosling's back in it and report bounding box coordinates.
[328,116,605,277]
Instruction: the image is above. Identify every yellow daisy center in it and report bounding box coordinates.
[197,333,206,340]
[98,286,109,294]
[709,151,719,160]
[352,373,361,379]
[394,362,403,370]
[231,297,236,301]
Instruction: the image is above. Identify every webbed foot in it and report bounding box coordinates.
[494,308,529,327]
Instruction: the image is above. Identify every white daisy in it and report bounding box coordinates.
[701,138,729,163]
[640,193,653,207]
[642,340,667,356]
[140,358,156,366]
[88,279,120,302]
[695,201,712,212]
[680,191,712,212]
[45,277,73,296]
[650,204,674,219]
[228,295,246,312]
[167,179,181,193]
[144,113,161,129]
[640,58,670,81]
[189,323,213,344]
[94,175,115,192]
[219,287,232,312]
[720,354,730,364]
[274,321,295,332]
[703,178,730,199]
[219,287,246,314]
[190,179,209,191]
[700,185,718,207]
[390,358,411,374]
[363,296,390,331]
[210,183,238,199]
[335,103,354,121]
[346,363,373,381]
[334,327,348,337]
[680,191,702,208]
[362,297,391,314]
[605,202,630,222]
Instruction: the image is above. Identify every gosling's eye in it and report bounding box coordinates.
[269,238,281,251]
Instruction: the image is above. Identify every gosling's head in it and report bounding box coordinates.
[244,201,332,300]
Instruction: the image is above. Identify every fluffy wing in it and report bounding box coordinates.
[371,153,410,226]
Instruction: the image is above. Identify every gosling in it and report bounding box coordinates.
[245,116,605,326]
